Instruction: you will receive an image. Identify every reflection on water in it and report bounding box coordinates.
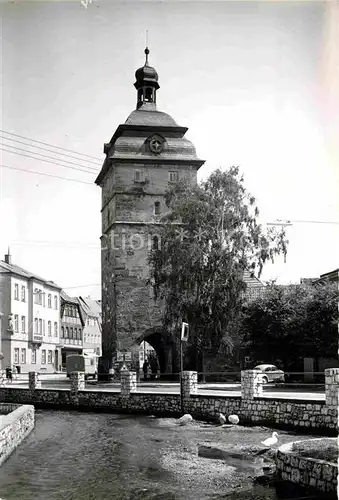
[0,411,326,500]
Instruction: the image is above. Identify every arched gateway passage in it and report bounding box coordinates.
[135,328,177,379]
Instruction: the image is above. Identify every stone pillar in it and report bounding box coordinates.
[121,371,137,397]
[241,370,263,399]
[28,371,41,390]
[70,371,85,393]
[325,368,339,410]
[181,371,197,412]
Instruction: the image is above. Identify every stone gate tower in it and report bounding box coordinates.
[95,48,204,378]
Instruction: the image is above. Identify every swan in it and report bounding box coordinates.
[261,431,279,447]
[218,413,226,425]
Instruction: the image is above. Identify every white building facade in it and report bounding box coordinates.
[0,251,62,373]
[78,297,102,357]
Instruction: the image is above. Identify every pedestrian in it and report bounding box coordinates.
[143,359,149,380]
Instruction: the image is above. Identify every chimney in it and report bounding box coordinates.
[4,247,11,265]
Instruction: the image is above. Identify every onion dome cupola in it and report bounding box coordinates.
[134,47,159,109]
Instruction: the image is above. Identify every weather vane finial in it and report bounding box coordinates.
[145,30,149,65]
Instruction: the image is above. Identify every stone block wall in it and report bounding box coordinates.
[325,368,338,412]
[241,370,263,399]
[276,439,338,494]
[0,403,35,466]
[121,371,137,397]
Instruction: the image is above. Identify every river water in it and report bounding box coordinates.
[0,411,325,500]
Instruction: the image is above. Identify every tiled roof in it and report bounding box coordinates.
[0,260,61,289]
[78,296,102,318]
[60,290,79,304]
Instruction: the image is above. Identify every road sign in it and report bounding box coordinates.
[116,351,132,362]
[181,322,189,342]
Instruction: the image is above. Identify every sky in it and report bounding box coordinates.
[1,0,338,299]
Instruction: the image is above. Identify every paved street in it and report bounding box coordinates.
[3,374,325,401]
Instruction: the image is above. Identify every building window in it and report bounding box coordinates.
[43,292,45,307]
[61,326,64,338]
[21,348,26,364]
[154,201,160,215]
[70,327,74,339]
[43,320,45,335]
[66,327,69,338]
[48,350,52,364]
[34,288,43,305]
[21,285,26,302]
[134,169,144,183]
[21,316,26,333]
[14,348,19,364]
[48,321,52,337]
[41,350,46,364]
[34,318,38,334]
[77,330,81,340]
[54,322,58,337]
[14,314,19,332]
[39,318,42,335]
[48,294,51,308]
[54,296,58,309]
[31,349,36,364]
[168,171,178,183]
[14,284,19,300]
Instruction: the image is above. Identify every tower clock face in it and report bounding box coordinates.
[149,137,164,154]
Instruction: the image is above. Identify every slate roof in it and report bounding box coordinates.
[0,260,61,290]
[125,106,179,127]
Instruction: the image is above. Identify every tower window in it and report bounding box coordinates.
[152,236,160,251]
[134,170,144,182]
[168,171,178,183]
[154,202,160,215]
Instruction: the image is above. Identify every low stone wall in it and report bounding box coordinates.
[0,403,35,466]
[0,386,336,435]
[276,439,338,495]
[240,398,337,430]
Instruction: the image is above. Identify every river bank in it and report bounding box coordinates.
[0,411,332,500]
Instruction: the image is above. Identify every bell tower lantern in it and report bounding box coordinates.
[134,47,159,108]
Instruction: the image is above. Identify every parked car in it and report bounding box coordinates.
[254,364,285,383]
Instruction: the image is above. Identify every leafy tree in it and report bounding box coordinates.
[240,281,339,368]
[148,167,288,371]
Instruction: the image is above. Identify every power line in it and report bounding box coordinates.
[0,164,94,185]
[0,129,103,163]
[1,146,99,175]
[1,138,100,171]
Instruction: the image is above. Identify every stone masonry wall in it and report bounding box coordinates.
[276,439,338,494]
[0,387,336,435]
[0,403,35,466]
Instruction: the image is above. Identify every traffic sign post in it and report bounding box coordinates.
[180,322,189,413]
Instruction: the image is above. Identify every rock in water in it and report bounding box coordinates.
[228,414,240,425]
[178,414,193,425]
